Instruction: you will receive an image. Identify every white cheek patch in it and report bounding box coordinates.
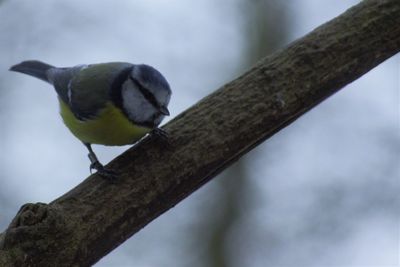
[121,79,158,123]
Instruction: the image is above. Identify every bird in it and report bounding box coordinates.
[10,60,171,179]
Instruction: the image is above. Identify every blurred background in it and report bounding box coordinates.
[0,0,399,266]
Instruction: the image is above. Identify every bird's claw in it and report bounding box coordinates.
[152,127,168,139]
[90,161,118,182]
[151,128,170,148]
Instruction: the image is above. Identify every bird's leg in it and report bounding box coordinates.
[84,143,117,180]
[86,144,100,171]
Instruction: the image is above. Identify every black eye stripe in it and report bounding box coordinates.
[129,77,160,109]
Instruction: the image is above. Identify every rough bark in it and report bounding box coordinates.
[1,0,399,266]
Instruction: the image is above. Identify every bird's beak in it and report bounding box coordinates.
[159,106,170,116]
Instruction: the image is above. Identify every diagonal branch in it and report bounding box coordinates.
[1,0,399,266]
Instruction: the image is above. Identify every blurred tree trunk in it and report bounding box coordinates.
[0,0,399,266]
[197,1,288,267]
[0,0,16,231]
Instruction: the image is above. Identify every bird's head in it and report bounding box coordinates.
[120,64,171,128]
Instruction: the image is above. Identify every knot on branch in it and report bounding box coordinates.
[10,203,49,228]
[0,202,74,264]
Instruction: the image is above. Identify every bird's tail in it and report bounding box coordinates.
[9,60,55,82]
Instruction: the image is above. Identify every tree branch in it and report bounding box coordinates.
[1,0,399,266]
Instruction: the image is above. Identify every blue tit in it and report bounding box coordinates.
[10,60,171,178]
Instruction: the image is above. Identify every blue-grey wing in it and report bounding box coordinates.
[47,65,87,107]
[50,62,133,120]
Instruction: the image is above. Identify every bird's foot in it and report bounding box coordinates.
[151,128,170,148]
[152,127,168,139]
[90,161,118,182]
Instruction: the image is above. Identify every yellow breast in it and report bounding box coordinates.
[59,98,151,146]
